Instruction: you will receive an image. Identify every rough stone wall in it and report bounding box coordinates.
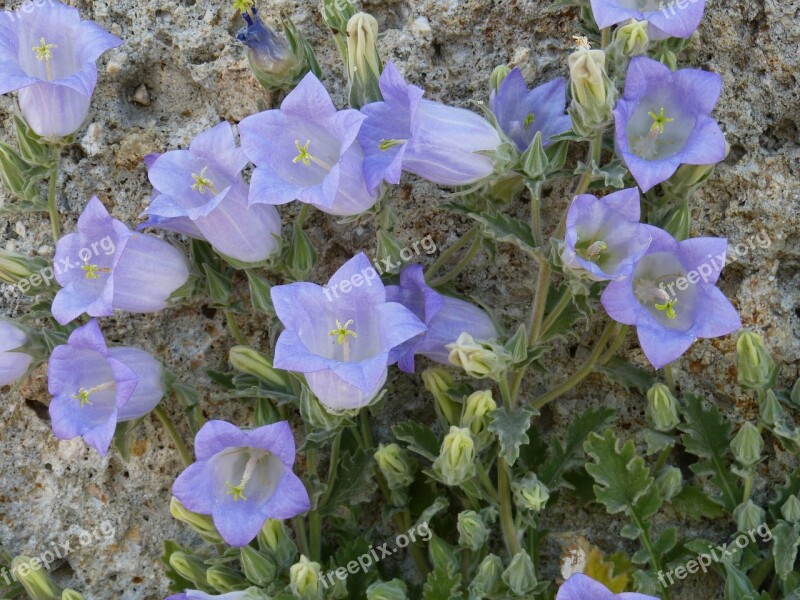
[0,0,797,598]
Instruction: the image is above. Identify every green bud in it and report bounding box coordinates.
[457,510,490,551]
[258,519,298,568]
[289,555,322,600]
[614,19,649,56]
[0,248,48,287]
[667,142,729,192]
[366,579,408,600]
[229,346,291,388]
[170,497,224,544]
[730,422,764,467]
[646,383,680,431]
[567,39,614,133]
[512,473,550,512]
[469,554,503,597]
[502,551,537,596]
[346,13,383,108]
[428,535,458,572]
[446,332,508,381]
[286,220,317,280]
[421,367,460,425]
[433,426,476,486]
[733,500,766,534]
[169,552,208,587]
[737,332,777,390]
[60,591,86,600]
[781,495,800,523]
[241,546,277,586]
[760,390,784,426]
[659,200,691,242]
[374,443,416,490]
[11,556,57,600]
[206,564,249,593]
[461,390,496,437]
[655,466,683,502]
[490,65,511,94]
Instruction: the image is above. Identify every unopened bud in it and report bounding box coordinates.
[512,473,550,512]
[374,443,416,491]
[0,248,47,287]
[490,64,511,94]
[646,383,680,431]
[229,346,291,389]
[457,510,491,551]
[206,564,249,593]
[346,13,383,108]
[469,554,503,597]
[433,426,476,486]
[737,332,777,390]
[733,500,766,534]
[258,519,298,568]
[286,220,318,280]
[730,422,763,467]
[655,466,683,502]
[168,552,208,588]
[61,591,86,600]
[446,332,507,381]
[11,556,56,600]
[241,545,278,586]
[366,579,408,600]
[461,390,496,437]
[289,555,322,600]
[502,551,537,596]
[760,390,784,426]
[568,44,614,134]
[614,19,649,56]
[170,497,224,544]
[781,495,800,523]
[421,367,460,424]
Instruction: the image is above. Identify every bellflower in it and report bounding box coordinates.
[557,573,658,599]
[490,68,571,152]
[358,62,502,193]
[601,226,741,368]
[590,0,706,39]
[52,197,189,325]
[561,187,652,281]
[240,72,378,216]
[0,321,33,386]
[614,57,726,192]
[386,264,498,373]
[0,1,121,138]
[271,253,427,410]
[236,8,300,91]
[172,420,310,548]
[48,320,164,454]
[141,122,282,264]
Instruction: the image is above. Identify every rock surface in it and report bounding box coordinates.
[0,0,798,598]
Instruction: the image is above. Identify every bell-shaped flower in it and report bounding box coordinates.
[0,1,121,138]
[358,62,502,193]
[385,264,498,373]
[240,72,378,216]
[172,420,310,548]
[167,589,263,600]
[52,197,189,325]
[141,122,281,264]
[47,320,165,454]
[590,0,706,39]
[561,187,652,281]
[601,226,741,368]
[557,573,658,599]
[614,57,726,192]
[490,68,571,152]
[271,253,427,410]
[0,320,33,386]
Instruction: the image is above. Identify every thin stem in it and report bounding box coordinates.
[296,203,310,229]
[225,310,246,345]
[476,462,499,502]
[530,189,544,248]
[526,260,551,348]
[428,234,482,287]
[498,459,522,556]
[425,226,480,283]
[663,363,676,393]
[631,512,670,600]
[154,406,193,467]
[597,324,629,365]
[47,147,61,242]
[359,409,374,449]
[307,446,320,561]
[293,517,311,558]
[540,287,572,336]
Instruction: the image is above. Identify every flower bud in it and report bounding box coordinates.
[469,554,503,597]
[446,332,507,381]
[490,64,511,94]
[241,545,278,586]
[168,552,208,588]
[258,519,298,568]
[730,422,763,467]
[170,497,224,544]
[667,142,730,193]
[206,564,249,593]
[502,551,537,596]
[760,390,784,426]
[290,555,322,600]
[433,426,476,486]
[457,510,491,551]
[286,219,318,280]
[659,200,691,242]
[374,443,416,491]
[229,346,292,389]
[461,390,496,437]
[781,495,800,523]
[655,466,683,502]
[733,500,766,534]
[346,13,383,108]
[614,20,649,56]
[428,535,458,571]
[0,248,48,288]
[61,591,86,600]
[567,40,614,135]
[421,367,460,425]
[646,383,680,431]
[737,332,777,390]
[366,579,408,600]
[512,473,550,512]
[11,556,56,600]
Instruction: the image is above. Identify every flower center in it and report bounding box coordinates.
[191,166,217,195]
[648,107,674,135]
[71,381,115,407]
[226,453,261,502]
[329,319,357,362]
[33,37,56,62]
[82,261,112,280]
[379,139,406,151]
[578,240,607,263]
[634,278,679,319]
[232,0,255,12]
[655,297,678,319]
[292,140,333,171]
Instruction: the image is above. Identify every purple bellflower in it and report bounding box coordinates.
[271,253,427,410]
[52,197,189,325]
[490,68,571,152]
[557,573,658,600]
[47,320,164,454]
[358,61,502,193]
[0,321,33,386]
[590,0,706,39]
[614,57,726,192]
[167,592,257,600]
[601,226,741,368]
[239,72,378,216]
[172,420,310,548]
[385,264,498,373]
[561,187,653,281]
[141,122,282,264]
[0,1,121,138]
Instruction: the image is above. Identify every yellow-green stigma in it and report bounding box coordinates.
[226,481,248,501]
[648,107,674,135]
[582,240,607,262]
[225,453,260,502]
[329,319,357,345]
[655,298,678,319]
[33,37,56,61]
[82,263,100,280]
[191,166,216,195]
[72,388,93,407]
[379,139,404,151]
[293,140,313,166]
[232,0,255,13]
[523,113,535,129]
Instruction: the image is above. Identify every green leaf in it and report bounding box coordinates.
[488,405,537,466]
[597,356,655,393]
[202,263,232,306]
[245,271,275,314]
[505,323,528,364]
[113,418,146,462]
[468,211,539,257]
[14,114,55,167]
[393,421,441,462]
[679,394,741,512]
[422,563,462,600]
[772,521,800,581]
[671,486,726,520]
[319,448,377,515]
[539,407,616,488]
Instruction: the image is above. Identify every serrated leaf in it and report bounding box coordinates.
[423,563,462,600]
[597,356,654,393]
[393,421,441,462]
[468,211,539,257]
[672,486,726,520]
[488,405,537,466]
[772,521,800,581]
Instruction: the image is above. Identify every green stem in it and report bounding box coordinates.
[154,406,193,467]
[359,409,374,449]
[307,446,320,561]
[293,517,311,558]
[309,430,342,562]
[47,148,61,242]
[428,234,482,287]
[663,363,676,393]
[425,226,480,283]
[498,459,522,556]
[597,324,629,365]
[296,203,310,228]
[631,513,670,600]
[476,462,499,502]
[530,189,544,247]
[225,310,246,345]
[539,287,572,337]
[654,446,671,474]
